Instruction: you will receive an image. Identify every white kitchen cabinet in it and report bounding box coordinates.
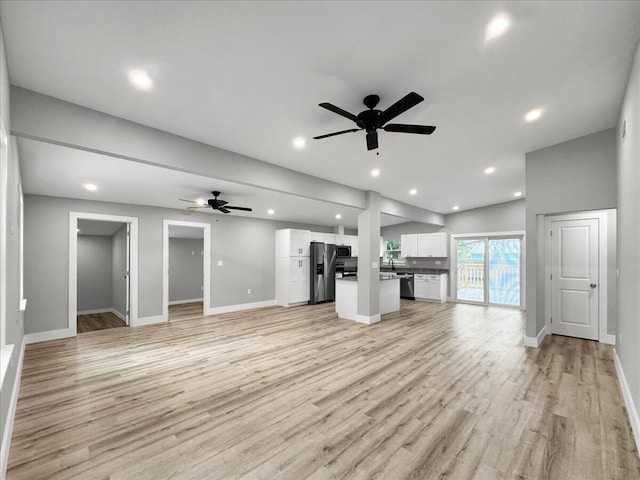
[324,233,337,244]
[277,229,311,257]
[335,234,346,245]
[380,237,385,258]
[421,232,449,257]
[401,234,418,257]
[310,231,325,243]
[414,273,448,302]
[346,235,358,257]
[276,229,311,307]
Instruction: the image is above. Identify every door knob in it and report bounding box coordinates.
[590,283,597,288]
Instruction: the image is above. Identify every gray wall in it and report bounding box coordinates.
[112,224,127,317]
[169,238,203,302]
[23,194,335,335]
[525,129,617,338]
[0,18,25,469]
[77,235,113,311]
[616,42,640,424]
[443,199,525,234]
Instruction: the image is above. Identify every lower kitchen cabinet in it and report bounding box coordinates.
[276,257,310,306]
[414,273,448,302]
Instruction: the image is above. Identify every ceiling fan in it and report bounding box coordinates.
[179,191,253,214]
[313,92,436,151]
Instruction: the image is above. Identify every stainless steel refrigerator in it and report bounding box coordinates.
[309,242,337,304]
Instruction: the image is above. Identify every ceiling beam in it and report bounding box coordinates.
[10,87,444,225]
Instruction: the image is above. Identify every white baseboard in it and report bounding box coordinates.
[524,325,548,348]
[355,314,381,325]
[77,308,112,315]
[111,308,126,322]
[168,298,203,306]
[132,315,166,327]
[613,349,640,455]
[206,300,276,316]
[602,333,617,345]
[24,328,74,344]
[1,337,25,479]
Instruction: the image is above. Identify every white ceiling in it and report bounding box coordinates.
[18,138,405,229]
[3,1,640,214]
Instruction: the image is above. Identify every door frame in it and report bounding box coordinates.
[451,231,526,309]
[162,220,211,321]
[69,212,139,335]
[544,210,613,344]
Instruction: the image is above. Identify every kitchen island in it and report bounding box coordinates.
[335,275,400,324]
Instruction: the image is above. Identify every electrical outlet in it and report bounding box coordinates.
[191,251,195,255]
[435,260,441,265]
[247,288,251,294]
[412,260,416,265]
[217,260,223,266]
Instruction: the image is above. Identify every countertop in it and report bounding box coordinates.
[336,275,400,282]
[380,267,449,275]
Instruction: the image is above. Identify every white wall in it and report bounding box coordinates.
[525,129,617,338]
[169,238,203,302]
[616,42,640,434]
[77,235,113,311]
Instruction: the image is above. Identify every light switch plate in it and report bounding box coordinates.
[435,260,441,265]
[217,260,223,266]
[372,261,378,268]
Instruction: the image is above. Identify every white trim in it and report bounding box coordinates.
[524,325,548,348]
[77,308,112,315]
[0,124,8,348]
[69,212,139,337]
[163,220,211,321]
[354,314,381,325]
[168,298,203,306]
[25,328,74,344]
[111,308,126,322]
[544,209,612,343]
[0,337,25,480]
[206,300,276,316]
[613,349,640,455]
[133,315,166,327]
[451,230,526,239]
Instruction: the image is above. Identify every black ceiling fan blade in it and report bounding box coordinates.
[217,207,231,214]
[318,102,359,123]
[383,124,436,135]
[313,128,361,140]
[366,131,378,151]
[225,206,253,212]
[378,92,424,125]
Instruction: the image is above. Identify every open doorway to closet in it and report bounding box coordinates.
[69,212,139,335]
[454,234,524,308]
[163,220,210,322]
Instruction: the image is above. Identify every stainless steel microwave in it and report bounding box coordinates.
[336,245,351,257]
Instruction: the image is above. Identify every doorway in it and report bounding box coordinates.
[162,220,210,321]
[455,235,523,308]
[69,212,139,335]
[544,210,613,342]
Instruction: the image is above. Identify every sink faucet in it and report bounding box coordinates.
[390,259,396,271]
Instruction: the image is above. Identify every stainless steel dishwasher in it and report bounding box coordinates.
[399,273,414,300]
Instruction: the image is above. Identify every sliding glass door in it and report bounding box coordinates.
[456,236,522,307]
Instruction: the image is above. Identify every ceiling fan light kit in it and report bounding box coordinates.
[179,191,253,214]
[314,92,436,151]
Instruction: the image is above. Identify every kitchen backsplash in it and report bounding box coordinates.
[340,256,449,270]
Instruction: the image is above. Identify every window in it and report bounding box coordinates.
[384,239,405,264]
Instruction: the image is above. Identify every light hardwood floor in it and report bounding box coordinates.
[168,301,204,321]
[8,301,640,479]
[77,311,126,333]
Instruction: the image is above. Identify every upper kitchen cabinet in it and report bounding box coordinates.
[418,232,449,257]
[310,232,338,245]
[276,229,311,257]
[401,234,418,257]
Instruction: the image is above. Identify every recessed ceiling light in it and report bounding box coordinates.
[370,168,380,177]
[335,214,342,220]
[409,188,417,195]
[452,206,460,211]
[525,108,543,123]
[485,14,511,42]
[292,136,306,149]
[484,166,495,175]
[513,191,523,198]
[128,70,153,90]
[196,198,206,205]
[83,183,98,191]
[267,209,275,215]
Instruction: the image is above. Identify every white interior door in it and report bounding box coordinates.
[550,219,599,340]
